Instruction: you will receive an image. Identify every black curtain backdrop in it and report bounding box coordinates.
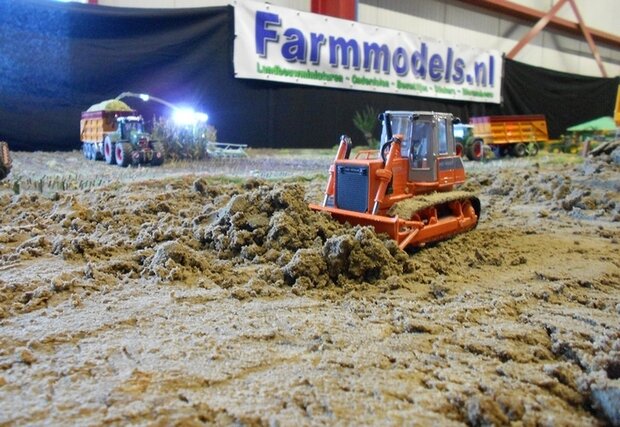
[0,0,618,151]
[501,59,618,138]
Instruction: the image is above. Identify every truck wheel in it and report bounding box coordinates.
[90,144,98,160]
[455,142,464,157]
[468,139,484,161]
[104,137,116,164]
[93,143,102,161]
[115,142,133,167]
[526,142,539,156]
[491,145,508,158]
[131,150,143,166]
[511,143,527,157]
[82,143,91,160]
[150,141,165,166]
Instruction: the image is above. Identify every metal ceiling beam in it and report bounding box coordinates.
[502,0,607,76]
[566,0,607,77]
[456,0,620,49]
[506,0,568,59]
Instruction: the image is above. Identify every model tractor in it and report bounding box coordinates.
[453,123,474,158]
[80,100,164,167]
[0,141,12,181]
[310,111,480,250]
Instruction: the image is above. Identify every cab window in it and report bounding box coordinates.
[381,115,412,157]
[411,119,432,168]
[438,119,448,154]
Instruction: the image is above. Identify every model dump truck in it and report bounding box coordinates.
[310,111,480,250]
[80,100,164,167]
[464,115,549,160]
[0,141,12,180]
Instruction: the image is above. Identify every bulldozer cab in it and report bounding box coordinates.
[380,111,460,183]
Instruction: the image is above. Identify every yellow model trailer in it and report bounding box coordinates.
[80,99,164,166]
[468,114,549,159]
[80,100,135,161]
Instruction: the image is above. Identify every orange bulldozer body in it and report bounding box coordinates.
[310,111,480,250]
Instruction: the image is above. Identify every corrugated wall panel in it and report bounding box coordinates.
[443,21,502,49]
[276,0,311,12]
[358,4,445,40]
[374,0,446,22]
[514,0,552,9]
[499,19,545,47]
[544,32,583,55]
[445,1,499,36]
[556,0,619,36]
[357,1,619,76]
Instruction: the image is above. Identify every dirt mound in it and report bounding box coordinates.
[198,183,335,260]
[145,241,208,282]
[197,183,412,288]
[282,226,412,291]
[469,163,620,222]
[2,177,415,293]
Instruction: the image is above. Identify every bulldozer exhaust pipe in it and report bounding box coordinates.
[380,113,392,141]
[322,135,352,207]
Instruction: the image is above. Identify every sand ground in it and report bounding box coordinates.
[0,149,619,426]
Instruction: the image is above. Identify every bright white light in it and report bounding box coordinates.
[173,108,209,125]
[139,94,150,101]
[173,108,197,126]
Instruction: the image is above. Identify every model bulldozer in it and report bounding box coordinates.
[310,111,480,250]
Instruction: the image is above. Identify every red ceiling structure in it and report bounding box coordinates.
[458,0,618,77]
[457,0,620,48]
[311,0,357,21]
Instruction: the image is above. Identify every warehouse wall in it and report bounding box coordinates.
[521,0,617,35]
[96,0,619,77]
[359,0,620,77]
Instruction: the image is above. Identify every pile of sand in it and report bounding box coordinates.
[196,181,412,290]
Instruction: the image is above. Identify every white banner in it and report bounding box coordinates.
[233,0,502,103]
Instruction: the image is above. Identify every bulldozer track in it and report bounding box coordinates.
[388,190,479,220]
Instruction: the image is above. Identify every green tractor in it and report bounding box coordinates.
[81,100,165,167]
[453,124,485,161]
[102,116,165,167]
